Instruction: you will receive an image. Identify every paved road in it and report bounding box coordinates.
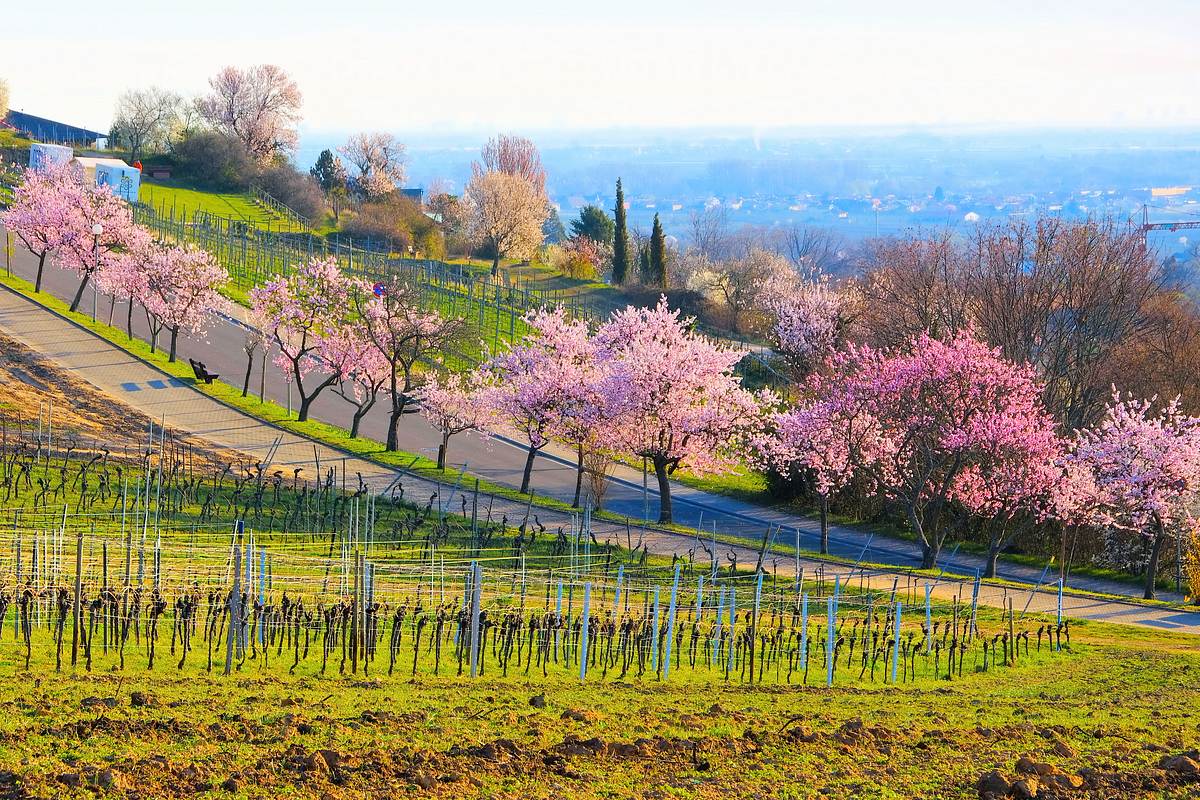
[2,235,1198,633]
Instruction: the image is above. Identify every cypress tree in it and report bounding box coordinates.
[612,178,630,285]
[639,245,652,284]
[649,213,667,288]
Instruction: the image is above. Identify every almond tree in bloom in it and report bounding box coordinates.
[1067,392,1200,599]
[136,243,230,362]
[417,373,496,471]
[947,393,1064,578]
[484,308,596,495]
[354,277,465,451]
[320,324,391,439]
[59,181,145,313]
[767,275,850,379]
[810,330,1055,569]
[2,164,81,292]
[250,257,353,422]
[757,391,887,554]
[597,298,763,523]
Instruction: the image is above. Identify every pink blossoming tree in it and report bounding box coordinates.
[417,373,496,471]
[806,330,1057,569]
[1067,392,1200,599]
[597,298,763,523]
[250,257,354,422]
[137,243,230,362]
[320,324,392,439]
[59,182,144,313]
[1,164,81,292]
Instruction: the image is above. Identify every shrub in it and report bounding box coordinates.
[172,131,255,190]
[341,194,435,254]
[256,165,327,220]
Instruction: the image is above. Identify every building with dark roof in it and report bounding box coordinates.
[3,110,106,146]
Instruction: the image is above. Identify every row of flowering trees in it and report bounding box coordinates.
[3,164,230,361]
[417,300,763,521]
[753,277,1200,599]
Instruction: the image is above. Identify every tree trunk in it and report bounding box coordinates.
[69,274,91,313]
[168,327,179,363]
[126,297,134,339]
[520,445,538,495]
[819,495,829,554]
[920,541,939,570]
[491,253,501,277]
[653,457,673,524]
[349,407,366,439]
[437,434,449,471]
[242,353,254,397]
[572,443,584,508]
[1144,528,1168,600]
[34,252,47,293]
[297,395,314,422]
[984,545,1001,580]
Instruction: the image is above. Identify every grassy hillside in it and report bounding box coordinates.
[138,181,307,233]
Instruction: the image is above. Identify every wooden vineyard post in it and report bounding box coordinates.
[71,530,82,667]
[1008,596,1016,666]
[725,588,736,680]
[891,601,903,684]
[224,544,241,676]
[578,582,591,681]
[925,584,932,654]
[651,586,661,676]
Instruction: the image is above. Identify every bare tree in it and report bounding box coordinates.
[339,132,407,198]
[196,65,302,161]
[964,218,1162,428]
[111,87,181,163]
[852,229,970,348]
[689,206,730,260]
[476,134,546,193]
[776,225,847,274]
[686,248,794,334]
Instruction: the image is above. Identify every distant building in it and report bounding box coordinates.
[4,110,107,147]
[400,187,423,205]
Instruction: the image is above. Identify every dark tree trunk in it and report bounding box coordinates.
[921,541,940,570]
[69,274,91,313]
[350,407,367,439]
[437,434,449,470]
[168,327,179,363]
[984,546,1001,580]
[491,253,501,277]
[242,353,254,397]
[126,298,134,339]
[1144,527,1168,600]
[34,252,47,293]
[653,457,673,524]
[520,445,538,495]
[572,443,584,508]
[818,495,830,554]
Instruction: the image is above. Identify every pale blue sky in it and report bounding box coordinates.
[4,0,1198,135]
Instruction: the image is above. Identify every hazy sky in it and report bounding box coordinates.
[5,0,1199,136]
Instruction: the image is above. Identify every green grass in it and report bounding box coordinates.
[138,181,306,233]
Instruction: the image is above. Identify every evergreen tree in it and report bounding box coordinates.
[570,204,614,245]
[649,213,667,288]
[310,149,347,194]
[612,178,630,285]
[543,206,567,245]
[639,245,652,284]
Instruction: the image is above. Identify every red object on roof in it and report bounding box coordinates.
[133,160,143,171]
